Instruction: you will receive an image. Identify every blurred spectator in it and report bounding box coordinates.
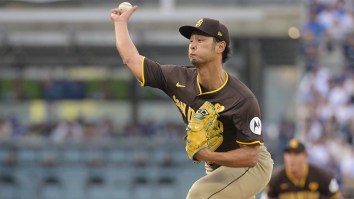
[306,117,324,142]
[343,71,354,95]
[307,137,331,166]
[328,77,350,109]
[277,117,295,155]
[95,118,115,138]
[0,118,12,140]
[50,119,84,143]
[26,122,52,138]
[340,146,354,178]
[315,0,338,10]
[343,33,354,71]
[308,136,343,182]
[303,11,328,45]
[123,121,145,137]
[82,121,97,140]
[0,117,28,140]
[156,121,185,140]
[349,116,354,145]
[139,119,157,137]
[9,117,25,138]
[298,65,330,102]
[317,96,333,123]
[324,115,340,137]
[300,30,322,71]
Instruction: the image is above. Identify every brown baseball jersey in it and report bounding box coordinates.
[267,164,340,199]
[140,57,263,152]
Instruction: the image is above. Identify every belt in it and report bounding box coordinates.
[205,162,221,174]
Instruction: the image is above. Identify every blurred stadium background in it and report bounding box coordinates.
[0,0,353,198]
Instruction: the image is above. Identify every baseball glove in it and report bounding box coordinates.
[185,101,223,162]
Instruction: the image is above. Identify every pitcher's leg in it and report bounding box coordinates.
[187,166,265,199]
[186,147,273,199]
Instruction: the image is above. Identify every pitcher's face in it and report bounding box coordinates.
[188,34,217,66]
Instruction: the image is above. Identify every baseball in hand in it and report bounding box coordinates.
[118,2,132,13]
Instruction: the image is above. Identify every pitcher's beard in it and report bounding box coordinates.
[190,58,201,67]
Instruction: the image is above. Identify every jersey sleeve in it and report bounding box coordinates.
[232,97,263,145]
[140,57,193,97]
[139,57,168,91]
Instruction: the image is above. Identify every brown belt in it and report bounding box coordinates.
[205,162,221,173]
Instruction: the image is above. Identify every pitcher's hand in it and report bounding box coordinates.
[111,5,138,23]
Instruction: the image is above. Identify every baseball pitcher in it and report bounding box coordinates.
[111,4,274,199]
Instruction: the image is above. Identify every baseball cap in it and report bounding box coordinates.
[284,139,306,154]
[179,18,230,46]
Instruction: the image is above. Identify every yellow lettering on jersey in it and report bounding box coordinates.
[173,95,187,117]
[214,103,225,113]
[172,96,223,124]
[309,182,319,191]
[279,191,320,199]
[187,107,195,122]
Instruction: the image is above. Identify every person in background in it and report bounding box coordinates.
[265,138,341,199]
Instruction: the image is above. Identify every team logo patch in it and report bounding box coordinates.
[195,19,203,27]
[250,117,261,135]
[199,109,209,116]
[329,178,339,193]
